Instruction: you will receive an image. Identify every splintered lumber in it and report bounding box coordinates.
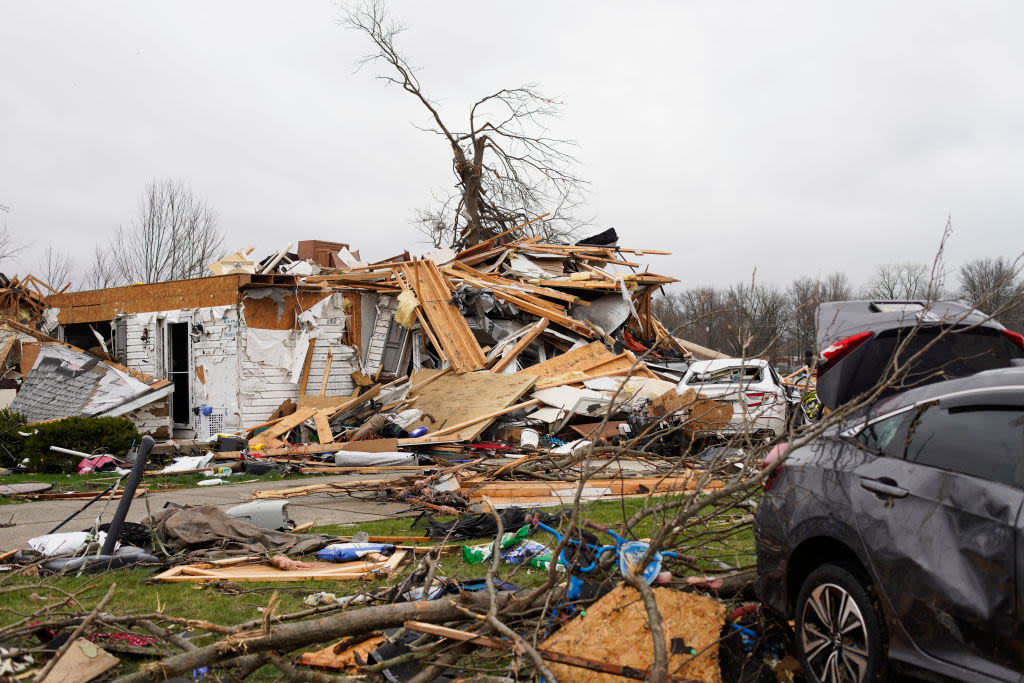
[257,406,318,442]
[314,409,335,444]
[402,368,537,441]
[540,584,726,683]
[464,475,718,505]
[454,213,550,261]
[398,260,486,372]
[446,261,583,306]
[490,318,548,373]
[519,341,616,379]
[153,551,407,582]
[298,635,387,671]
[533,351,657,390]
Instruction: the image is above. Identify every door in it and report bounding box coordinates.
[851,400,1024,679]
[166,322,192,428]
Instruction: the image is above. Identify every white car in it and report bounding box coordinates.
[676,358,787,438]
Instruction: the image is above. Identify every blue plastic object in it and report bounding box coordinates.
[408,426,428,437]
[316,542,394,563]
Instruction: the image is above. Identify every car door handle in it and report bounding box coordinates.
[859,477,908,498]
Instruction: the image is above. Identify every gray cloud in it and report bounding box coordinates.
[2,1,1022,291]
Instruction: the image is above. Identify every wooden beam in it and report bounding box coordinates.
[489,318,548,373]
[319,347,333,396]
[314,409,335,444]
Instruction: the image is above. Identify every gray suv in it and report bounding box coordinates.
[755,366,1024,682]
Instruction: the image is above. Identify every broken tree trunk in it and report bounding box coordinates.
[113,592,523,683]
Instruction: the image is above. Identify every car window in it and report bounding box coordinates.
[687,366,763,385]
[857,409,916,458]
[905,405,1024,487]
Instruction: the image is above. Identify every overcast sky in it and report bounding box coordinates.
[2,1,1022,292]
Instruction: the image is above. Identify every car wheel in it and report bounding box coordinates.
[795,563,886,683]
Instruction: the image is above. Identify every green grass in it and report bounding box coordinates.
[0,497,756,643]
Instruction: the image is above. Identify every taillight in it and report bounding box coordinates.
[819,330,873,376]
[744,391,777,408]
[1002,329,1024,353]
[762,442,787,490]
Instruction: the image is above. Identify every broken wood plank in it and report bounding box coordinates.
[398,260,486,372]
[314,409,334,444]
[319,347,333,396]
[490,318,548,373]
[258,406,318,442]
[298,339,316,393]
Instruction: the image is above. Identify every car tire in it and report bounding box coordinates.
[794,563,886,683]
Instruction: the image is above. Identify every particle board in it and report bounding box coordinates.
[404,368,537,441]
[540,584,726,683]
[47,275,246,324]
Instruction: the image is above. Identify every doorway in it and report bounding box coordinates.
[167,322,191,427]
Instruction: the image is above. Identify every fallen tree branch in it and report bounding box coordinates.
[113,591,525,683]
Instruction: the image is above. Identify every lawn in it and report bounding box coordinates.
[0,495,756,633]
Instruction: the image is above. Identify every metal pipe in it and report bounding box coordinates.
[49,445,94,459]
[99,435,153,556]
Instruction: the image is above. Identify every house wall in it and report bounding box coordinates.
[100,291,363,435]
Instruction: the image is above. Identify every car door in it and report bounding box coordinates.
[849,397,1024,680]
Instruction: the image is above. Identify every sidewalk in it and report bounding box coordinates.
[0,474,413,551]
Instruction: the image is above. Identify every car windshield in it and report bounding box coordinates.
[687,365,763,385]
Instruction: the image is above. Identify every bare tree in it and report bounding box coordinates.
[0,221,28,268]
[35,243,75,290]
[787,272,853,361]
[107,180,224,284]
[958,256,1024,331]
[83,245,120,291]
[864,260,938,300]
[343,1,587,249]
[724,281,788,359]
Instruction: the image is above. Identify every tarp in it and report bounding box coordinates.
[149,505,341,557]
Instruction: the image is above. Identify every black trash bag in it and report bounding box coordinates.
[576,227,618,246]
[425,506,565,540]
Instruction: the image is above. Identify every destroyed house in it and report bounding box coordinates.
[0,318,173,432]
[37,233,691,440]
[42,272,390,439]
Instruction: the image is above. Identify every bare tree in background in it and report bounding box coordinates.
[724,281,788,359]
[0,223,28,269]
[958,256,1024,332]
[787,271,853,360]
[864,260,938,300]
[342,1,587,249]
[107,180,224,284]
[83,245,119,291]
[35,243,75,290]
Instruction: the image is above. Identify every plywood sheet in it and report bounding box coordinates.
[541,585,726,683]
[154,551,406,582]
[519,341,615,379]
[406,369,537,441]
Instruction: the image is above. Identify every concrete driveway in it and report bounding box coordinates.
[0,474,415,551]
